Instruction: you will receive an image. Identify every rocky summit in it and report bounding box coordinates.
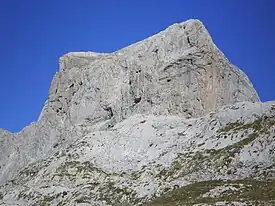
[0,19,274,206]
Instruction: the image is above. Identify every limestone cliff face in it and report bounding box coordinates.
[40,19,259,134]
[1,19,272,206]
[0,19,259,185]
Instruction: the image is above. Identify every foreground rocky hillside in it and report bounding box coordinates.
[0,19,274,206]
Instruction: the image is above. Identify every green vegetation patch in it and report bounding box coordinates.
[218,116,275,133]
[95,181,141,205]
[155,132,258,181]
[147,179,275,205]
[153,116,275,182]
[75,195,91,204]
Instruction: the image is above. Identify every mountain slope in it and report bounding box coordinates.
[1,101,275,205]
[0,19,273,206]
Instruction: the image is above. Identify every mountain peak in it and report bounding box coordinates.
[48,19,259,130]
[1,20,272,206]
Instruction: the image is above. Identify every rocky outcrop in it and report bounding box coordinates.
[0,19,272,206]
[43,19,259,131]
[1,101,275,205]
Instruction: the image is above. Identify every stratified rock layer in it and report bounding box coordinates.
[0,19,272,206]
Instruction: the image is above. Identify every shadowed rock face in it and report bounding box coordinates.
[1,19,271,206]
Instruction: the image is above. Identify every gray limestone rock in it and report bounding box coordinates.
[42,19,259,132]
[0,19,272,206]
[1,101,275,205]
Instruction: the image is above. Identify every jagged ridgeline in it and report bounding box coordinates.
[0,19,274,206]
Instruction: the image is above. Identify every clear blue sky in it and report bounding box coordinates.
[0,0,275,132]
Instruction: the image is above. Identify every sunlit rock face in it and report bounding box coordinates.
[43,19,259,130]
[1,20,274,206]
